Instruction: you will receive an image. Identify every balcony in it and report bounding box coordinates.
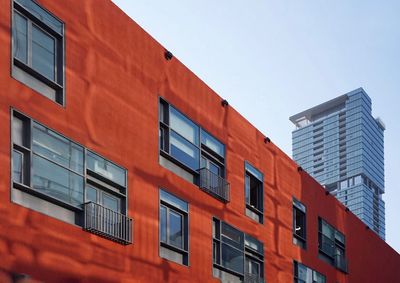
[83,202,133,245]
[334,254,348,273]
[198,168,230,202]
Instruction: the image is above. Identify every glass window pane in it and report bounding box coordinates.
[293,198,306,213]
[170,130,200,170]
[313,271,326,283]
[13,13,27,63]
[297,263,308,281]
[221,243,244,274]
[245,235,264,254]
[295,209,306,238]
[201,129,225,157]
[213,218,219,239]
[245,162,263,181]
[335,230,345,244]
[32,123,84,174]
[335,246,345,256]
[159,127,165,151]
[249,175,261,208]
[102,193,119,212]
[213,241,219,264]
[160,190,188,212]
[160,205,167,243]
[245,174,250,204]
[250,261,259,275]
[12,116,24,146]
[246,258,260,275]
[32,25,55,80]
[170,107,199,145]
[16,0,63,34]
[87,151,126,187]
[221,222,243,249]
[13,150,23,183]
[245,257,250,273]
[85,186,97,203]
[32,155,84,206]
[201,156,206,169]
[159,100,168,123]
[321,221,334,239]
[209,161,220,176]
[169,210,183,248]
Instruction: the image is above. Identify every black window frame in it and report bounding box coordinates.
[158,97,229,201]
[213,217,265,283]
[293,197,307,249]
[318,217,348,273]
[244,162,264,224]
[10,109,128,217]
[159,189,189,266]
[293,261,326,283]
[11,0,65,105]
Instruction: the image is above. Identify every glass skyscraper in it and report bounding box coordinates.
[290,88,385,239]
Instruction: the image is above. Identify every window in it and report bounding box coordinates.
[245,162,263,223]
[213,218,265,283]
[84,152,131,244]
[159,189,189,265]
[293,198,306,249]
[159,98,229,201]
[84,150,127,214]
[293,261,326,283]
[318,218,347,273]
[12,116,85,207]
[12,0,64,104]
[11,110,132,244]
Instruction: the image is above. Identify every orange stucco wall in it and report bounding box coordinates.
[0,1,399,282]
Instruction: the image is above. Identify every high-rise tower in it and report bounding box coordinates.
[290,88,385,239]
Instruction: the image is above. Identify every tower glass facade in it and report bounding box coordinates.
[290,88,385,239]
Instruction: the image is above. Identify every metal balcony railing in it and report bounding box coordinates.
[244,273,263,283]
[334,254,348,273]
[198,168,230,202]
[84,202,133,245]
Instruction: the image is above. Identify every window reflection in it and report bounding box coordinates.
[12,150,23,183]
[221,243,244,274]
[160,205,167,243]
[169,210,183,248]
[170,131,199,170]
[87,151,126,187]
[13,12,28,63]
[32,155,83,206]
[32,123,84,174]
[170,108,199,145]
[32,25,55,80]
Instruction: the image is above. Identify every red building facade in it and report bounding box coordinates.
[0,0,399,282]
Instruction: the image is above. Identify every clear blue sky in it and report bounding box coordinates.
[112,0,400,253]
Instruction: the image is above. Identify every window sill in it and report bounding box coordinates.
[213,263,244,279]
[293,233,307,243]
[159,149,200,176]
[160,241,188,255]
[13,181,83,212]
[293,235,307,249]
[14,58,63,91]
[245,205,264,224]
[246,204,263,215]
[12,59,64,105]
